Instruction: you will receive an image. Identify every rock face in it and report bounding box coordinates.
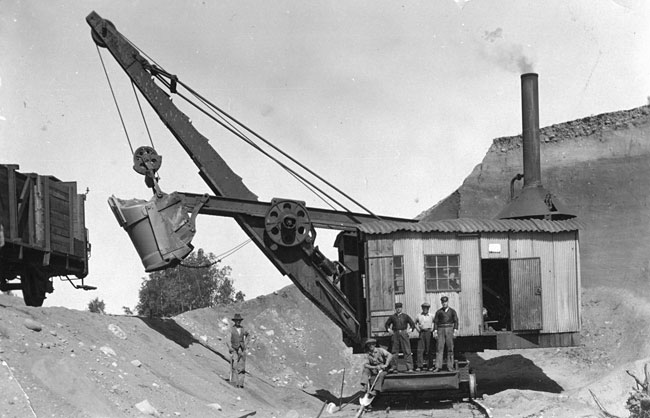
[419,105,650,292]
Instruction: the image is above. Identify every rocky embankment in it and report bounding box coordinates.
[420,105,650,293]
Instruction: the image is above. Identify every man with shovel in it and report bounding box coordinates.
[227,313,250,388]
[360,338,392,396]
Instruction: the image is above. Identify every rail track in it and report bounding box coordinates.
[333,395,493,418]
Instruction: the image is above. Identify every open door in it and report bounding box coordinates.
[366,239,395,334]
[509,257,543,331]
[481,259,511,331]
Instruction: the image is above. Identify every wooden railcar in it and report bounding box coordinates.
[0,164,90,306]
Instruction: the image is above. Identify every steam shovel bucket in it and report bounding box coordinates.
[108,193,196,272]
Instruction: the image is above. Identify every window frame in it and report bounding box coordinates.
[423,254,461,292]
[393,255,405,295]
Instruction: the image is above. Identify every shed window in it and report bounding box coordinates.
[424,254,461,292]
[393,255,404,294]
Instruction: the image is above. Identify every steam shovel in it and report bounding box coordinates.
[355,370,384,417]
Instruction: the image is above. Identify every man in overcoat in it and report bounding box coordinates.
[227,313,250,388]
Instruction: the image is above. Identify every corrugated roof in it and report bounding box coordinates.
[357,218,581,235]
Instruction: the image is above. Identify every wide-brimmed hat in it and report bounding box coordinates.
[441,296,449,303]
[232,313,244,321]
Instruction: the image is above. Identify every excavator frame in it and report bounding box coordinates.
[86,11,418,351]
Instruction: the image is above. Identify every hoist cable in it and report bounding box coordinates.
[177,78,381,220]
[95,45,134,155]
[156,76,343,212]
[186,86,340,211]
[180,239,251,269]
[130,81,155,148]
[122,37,381,219]
[126,37,348,213]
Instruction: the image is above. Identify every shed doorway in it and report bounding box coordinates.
[481,259,511,331]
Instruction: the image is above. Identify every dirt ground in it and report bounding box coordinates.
[0,284,648,418]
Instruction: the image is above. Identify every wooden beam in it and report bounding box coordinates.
[7,166,17,239]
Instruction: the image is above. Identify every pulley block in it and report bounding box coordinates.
[133,146,162,176]
[132,146,163,192]
[265,199,312,247]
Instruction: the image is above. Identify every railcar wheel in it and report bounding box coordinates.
[21,269,46,307]
[467,372,477,399]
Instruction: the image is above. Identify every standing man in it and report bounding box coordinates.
[384,302,416,372]
[360,338,393,396]
[226,313,250,388]
[432,296,459,372]
[415,302,434,371]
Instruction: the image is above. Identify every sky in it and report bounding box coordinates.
[1,0,649,314]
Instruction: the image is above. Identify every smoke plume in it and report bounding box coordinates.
[482,28,535,73]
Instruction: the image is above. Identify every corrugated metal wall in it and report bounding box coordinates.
[391,232,482,336]
[458,236,483,335]
[510,232,579,333]
[392,231,424,312]
[553,232,580,332]
[366,229,580,338]
[480,233,509,258]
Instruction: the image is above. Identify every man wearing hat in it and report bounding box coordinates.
[226,313,250,388]
[360,338,393,395]
[384,302,416,372]
[415,302,434,371]
[432,296,459,372]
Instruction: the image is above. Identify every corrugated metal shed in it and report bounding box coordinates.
[358,218,581,235]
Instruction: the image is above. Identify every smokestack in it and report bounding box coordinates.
[521,73,541,188]
[496,73,575,220]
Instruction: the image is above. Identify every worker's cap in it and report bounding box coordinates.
[440,296,449,303]
[364,338,377,346]
[394,302,403,308]
[232,313,244,321]
[421,302,431,308]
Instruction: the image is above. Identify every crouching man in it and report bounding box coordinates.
[361,338,393,396]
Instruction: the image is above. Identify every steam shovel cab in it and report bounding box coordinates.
[343,217,581,398]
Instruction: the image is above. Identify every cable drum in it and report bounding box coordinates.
[265,199,312,247]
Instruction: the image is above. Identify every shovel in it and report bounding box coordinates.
[359,370,384,407]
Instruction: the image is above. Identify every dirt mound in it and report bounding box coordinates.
[2,283,648,417]
[476,286,650,417]
[0,290,331,417]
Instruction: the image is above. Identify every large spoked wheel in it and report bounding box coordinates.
[467,372,477,399]
[21,269,47,307]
